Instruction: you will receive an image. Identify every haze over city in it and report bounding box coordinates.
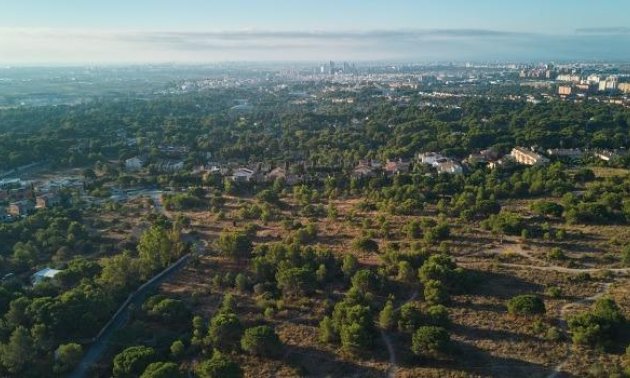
[2,0,630,64]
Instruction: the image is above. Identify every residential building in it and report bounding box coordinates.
[510,147,549,166]
[558,85,572,96]
[35,193,61,209]
[436,160,463,174]
[154,160,184,173]
[8,200,34,217]
[619,83,630,94]
[31,267,62,285]
[546,148,584,159]
[418,152,445,166]
[384,159,411,175]
[125,156,145,171]
[231,168,256,183]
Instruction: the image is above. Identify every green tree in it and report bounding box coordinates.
[140,362,182,378]
[319,316,336,343]
[196,350,242,378]
[112,346,156,378]
[207,312,242,351]
[54,342,83,373]
[276,267,316,297]
[170,340,185,359]
[378,300,396,330]
[424,279,449,305]
[0,326,33,374]
[240,325,282,357]
[217,231,252,261]
[506,295,546,316]
[411,326,450,357]
[341,254,359,278]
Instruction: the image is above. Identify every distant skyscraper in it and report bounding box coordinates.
[329,60,335,75]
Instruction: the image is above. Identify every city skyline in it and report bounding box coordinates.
[1,0,630,64]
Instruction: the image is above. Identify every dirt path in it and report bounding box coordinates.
[547,282,613,378]
[381,290,418,378]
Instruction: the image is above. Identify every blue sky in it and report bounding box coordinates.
[1,0,629,64]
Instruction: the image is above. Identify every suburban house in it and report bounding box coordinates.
[436,160,463,174]
[418,152,446,166]
[384,159,411,175]
[8,200,35,217]
[125,156,146,171]
[153,160,185,173]
[547,148,584,159]
[31,267,62,285]
[231,167,256,183]
[36,193,61,209]
[510,147,549,166]
[352,160,380,179]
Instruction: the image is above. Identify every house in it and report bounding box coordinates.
[231,168,256,183]
[547,148,584,159]
[125,157,146,171]
[36,193,61,209]
[352,160,380,179]
[510,147,549,166]
[594,150,626,162]
[154,160,184,173]
[31,267,62,285]
[8,200,35,217]
[418,152,445,166]
[436,160,463,175]
[384,159,411,175]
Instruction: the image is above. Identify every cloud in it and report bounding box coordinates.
[0,27,629,64]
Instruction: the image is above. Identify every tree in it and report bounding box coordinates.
[411,326,450,357]
[397,261,415,282]
[240,325,282,357]
[378,300,396,330]
[506,295,546,316]
[398,303,422,333]
[425,305,450,327]
[170,340,185,359]
[217,231,252,261]
[207,312,242,351]
[350,269,376,294]
[276,267,316,297]
[341,254,359,278]
[352,236,379,253]
[0,326,33,374]
[112,346,156,378]
[340,322,372,353]
[424,279,449,305]
[54,342,83,373]
[319,316,336,343]
[137,225,183,277]
[196,350,242,378]
[568,297,625,349]
[140,362,182,378]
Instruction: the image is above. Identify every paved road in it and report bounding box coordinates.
[69,255,190,378]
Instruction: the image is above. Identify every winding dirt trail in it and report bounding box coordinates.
[547,282,613,378]
[380,290,418,378]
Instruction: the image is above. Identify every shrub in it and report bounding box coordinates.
[196,350,242,378]
[506,295,546,316]
[411,326,450,357]
[112,346,156,378]
[352,237,379,253]
[140,362,182,378]
[240,325,282,357]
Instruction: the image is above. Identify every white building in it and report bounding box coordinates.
[125,157,145,171]
[510,147,549,166]
[31,267,62,285]
[436,160,463,174]
[418,152,445,166]
[231,168,255,183]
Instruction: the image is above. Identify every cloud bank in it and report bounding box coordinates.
[1,28,629,64]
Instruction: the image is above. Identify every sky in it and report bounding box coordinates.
[1,0,630,64]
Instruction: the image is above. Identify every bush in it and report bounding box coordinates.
[207,312,242,351]
[240,325,282,357]
[423,280,449,305]
[506,295,546,316]
[112,346,156,378]
[411,326,450,357]
[196,350,242,378]
[352,237,379,253]
[140,362,182,378]
[568,297,625,349]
